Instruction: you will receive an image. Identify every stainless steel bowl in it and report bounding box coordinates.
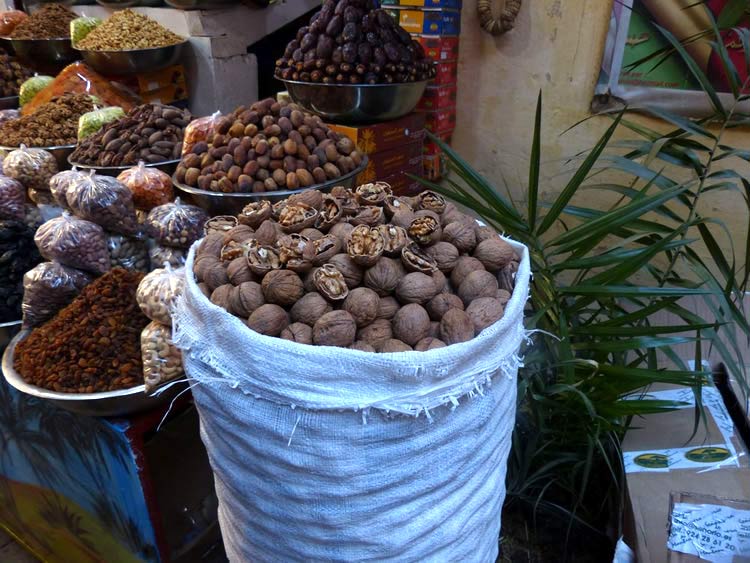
[95,0,139,6]
[10,37,78,72]
[2,330,190,417]
[0,320,21,351]
[281,80,428,124]
[68,156,181,177]
[165,0,236,8]
[0,144,75,169]
[0,96,19,110]
[173,155,368,215]
[75,41,187,76]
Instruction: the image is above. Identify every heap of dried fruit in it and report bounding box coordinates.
[74,9,184,51]
[0,51,33,98]
[193,185,520,352]
[10,4,75,40]
[275,0,435,84]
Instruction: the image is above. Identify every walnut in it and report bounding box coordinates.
[204,262,230,291]
[440,203,472,226]
[396,272,438,305]
[238,200,272,228]
[355,181,391,206]
[277,233,314,273]
[466,297,505,333]
[223,225,256,245]
[415,337,447,351]
[439,309,475,345]
[432,269,448,293]
[313,310,357,347]
[210,284,234,312]
[496,289,511,307]
[193,255,220,283]
[278,203,319,233]
[311,234,341,265]
[247,303,289,336]
[428,321,440,338]
[313,264,349,301]
[205,215,238,236]
[401,242,438,274]
[230,281,265,317]
[197,283,211,298]
[220,239,257,262]
[426,293,464,321]
[475,225,498,243]
[317,194,343,230]
[425,242,459,272]
[289,189,323,210]
[247,245,281,277]
[417,191,446,215]
[227,257,255,285]
[392,303,430,346]
[408,214,442,246]
[329,222,354,245]
[197,232,225,259]
[376,296,400,319]
[347,225,384,266]
[473,238,514,272]
[497,261,519,293]
[343,287,380,327]
[384,195,414,218]
[376,224,408,257]
[458,270,499,306]
[300,227,324,241]
[280,322,313,344]
[261,269,304,306]
[331,186,358,215]
[327,253,363,288]
[290,292,332,326]
[450,256,486,287]
[350,341,376,353]
[253,220,279,246]
[272,200,287,220]
[363,257,404,296]
[442,221,477,253]
[381,339,412,353]
[391,208,416,229]
[350,206,385,227]
[357,318,392,350]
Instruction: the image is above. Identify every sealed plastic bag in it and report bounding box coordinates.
[3,146,58,191]
[182,111,221,157]
[149,244,187,270]
[0,10,27,36]
[0,175,25,221]
[136,264,185,325]
[27,187,54,205]
[141,321,184,393]
[117,161,174,211]
[65,171,138,236]
[0,109,20,126]
[21,261,92,328]
[49,168,85,208]
[107,234,149,272]
[77,106,125,140]
[145,198,207,248]
[70,16,101,46]
[34,213,110,275]
[19,76,53,106]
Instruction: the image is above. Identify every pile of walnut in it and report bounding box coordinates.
[193,185,519,352]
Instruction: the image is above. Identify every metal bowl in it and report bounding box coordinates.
[74,41,187,76]
[0,144,75,169]
[9,37,78,72]
[165,0,236,8]
[173,155,368,215]
[2,330,189,417]
[95,0,139,7]
[68,156,181,177]
[0,320,21,351]
[281,80,428,124]
[0,37,14,54]
[0,95,19,110]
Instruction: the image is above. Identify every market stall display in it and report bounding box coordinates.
[20,261,92,328]
[0,220,42,323]
[34,212,110,275]
[117,160,174,210]
[8,4,78,71]
[64,171,139,235]
[0,50,33,102]
[77,106,125,140]
[3,145,57,191]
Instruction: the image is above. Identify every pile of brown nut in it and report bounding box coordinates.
[193,186,519,352]
[75,9,184,51]
[176,98,362,194]
[0,51,33,98]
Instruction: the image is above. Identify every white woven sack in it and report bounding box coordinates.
[173,235,530,563]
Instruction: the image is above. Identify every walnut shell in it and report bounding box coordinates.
[277,233,315,273]
[395,272,439,305]
[261,269,304,306]
[230,281,265,317]
[221,239,257,262]
[380,339,412,353]
[355,181,391,206]
[363,257,404,296]
[426,293,464,322]
[384,195,414,218]
[227,257,255,285]
[313,264,349,301]
[401,242,438,274]
[197,282,211,298]
[432,269,448,294]
[415,337,447,351]
[441,203,472,226]
[317,194,343,230]
[197,232,225,259]
[473,238,515,272]
[329,221,354,245]
[391,208,416,229]
[497,261,519,293]
[280,322,313,344]
[475,225,498,243]
[238,200,272,228]
[417,191,446,214]
[425,242,459,273]
[350,341,376,353]
[450,256,486,287]
[442,221,477,253]
[347,224,385,266]
[439,308,475,345]
[458,270,499,306]
[205,215,238,236]
[247,245,281,277]
[311,234,341,265]
[357,318,393,350]
[204,262,230,291]
[254,220,279,246]
[343,287,380,327]
[376,224,408,257]
[247,303,289,336]
[223,225,256,245]
[278,203,319,233]
[428,321,440,338]
[496,289,511,306]
[210,284,234,312]
[392,303,430,346]
[290,292,332,326]
[376,296,400,319]
[289,189,323,210]
[327,253,363,288]
[313,310,357,347]
[300,227,324,241]
[466,297,505,333]
[408,214,442,246]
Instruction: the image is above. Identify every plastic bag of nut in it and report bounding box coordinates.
[3,145,58,191]
[149,244,187,270]
[34,212,111,275]
[141,321,184,393]
[49,168,87,209]
[0,175,25,221]
[107,233,149,272]
[0,109,20,127]
[181,111,221,157]
[65,171,139,236]
[116,160,174,211]
[21,261,92,328]
[144,198,207,248]
[136,264,185,325]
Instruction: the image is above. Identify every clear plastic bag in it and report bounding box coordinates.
[19,76,53,107]
[0,175,25,221]
[65,171,139,236]
[145,198,207,248]
[0,10,27,36]
[27,187,54,205]
[77,106,125,140]
[3,146,58,191]
[107,234,149,272]
[149,244,187,270]
[21,261,92,328]
[0,109,20,127]
[141,321,183,393]
[182,111,221,157]
[136,264,185,325]
[117,161,174,211]
[49,168,86,208]
[34,212,110,275]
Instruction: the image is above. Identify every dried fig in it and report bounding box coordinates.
[396,272,439,304]
[458,270,499,306]
[313,310,357,347]
[313,264,349,301]
[290,292,332,326]
[347,224,384,266]
[392,303,430,346]
[261,269,304,306]
[281,322,313,344]
[439,309,475,345]
[466,297,505,333]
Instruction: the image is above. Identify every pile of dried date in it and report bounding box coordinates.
[194,186,519,352]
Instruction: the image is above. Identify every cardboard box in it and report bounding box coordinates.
[380,0,461,8]
[381,164,423,197]
[415,35,460,62]
[357,141,423,184]
[423,153,444,180]
[424,130,453,155]
[422,106,456,134]
[417,84,457,110]
[387,8,461,35]
[623,385,750,563]
[328,113,425,155]
[113,65,189,106]
[431,60,459,85]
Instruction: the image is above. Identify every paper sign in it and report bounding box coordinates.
[667,502,750,562]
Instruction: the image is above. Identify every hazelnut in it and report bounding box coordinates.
[439,309,475,345]
[376,296,400,319]
[473,238,515,272]
[415,337,447,351]
[466,297,505,333]
[290,292,332,325]
[227,257,255,285]
[327,253,363,288]
[363,257,404,296]
[458,270,499,306]
[381,339,412,353]
[392,303,430,346]
[357,318,393,350]
[230,281,265,317]
[347,225,385,266]
[313,310,357,347]
[408,214,442,246]
[350,341,376,353]
[281,322,313,344]
[396,272,438,305]
[401,242,438,274]
[210,284,234,311]
[247,304,289,336]
[261,269,304,306]
[426,293,464,322]
[442,221,477,253]
[376,224,408,257]
[343,287,380,327]
[425,242,459,273]
[313,264,349,301]
[451,256,486,287]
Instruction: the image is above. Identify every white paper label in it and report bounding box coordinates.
[667,502,750,562]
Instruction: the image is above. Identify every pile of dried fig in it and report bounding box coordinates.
[193,185,519,352]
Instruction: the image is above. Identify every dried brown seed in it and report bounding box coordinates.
[313,264,349,301]
[458,270,499,306]
[313,310,357,347]
[290,292,332,326]
[343,287,380,327]
[473,238,514,272]
[223,224,256,245]
[392,303,430,346]
[439,309,475,345]
[363,257,404,297]
[247,303,289,336]
[426,293,464,322]
[197,232,226,259]
[466,297,505,333]
[281,322,313,344]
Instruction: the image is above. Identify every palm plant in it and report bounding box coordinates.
[413,17,750,558]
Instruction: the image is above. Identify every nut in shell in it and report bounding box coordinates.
[401,242,438,274]
[451,256,485,287]
[363,257,403,296]
[238,200,272,228]
[277,233,315,273]
[426,293,464,322]
[415,337,447,351]
[425,241,459,273]
[440,308,475,345]
[376,224,408,257]
[327,253,363,288]
[278,203,319,233]
[316,194,343,230]
[205,215,238,236]
[350,341,376,353]
[261,269,304,306]
[223,224,255,245]
[392,303,430,346]
[417,191,446,215]
[227,257,255,285]
[247,245,281,277]
[221,238,257,262]
[350,206,385,227]
[408,214,442,246]
[247,303,289,336]
[313,264,349,301]
[396,272,439,305]
[210,284,234,311]
[230,281,265,317]
[473,237,515,272]
[288,189,323,210]
[347,224,384,267]
[197,232,225,259]
[497,260,519,293]
[290,292,332,326]
[311,234,341,265]
[357,318,393,350]
[442,221,477,254]
[281,322,313,344]
[312,310,356,347]
[458,269,499,306]
[355,181,391,206]
[391,208,416,230]
[466,297,505,333]
[343,287,379,327]
[381,339,412,353]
